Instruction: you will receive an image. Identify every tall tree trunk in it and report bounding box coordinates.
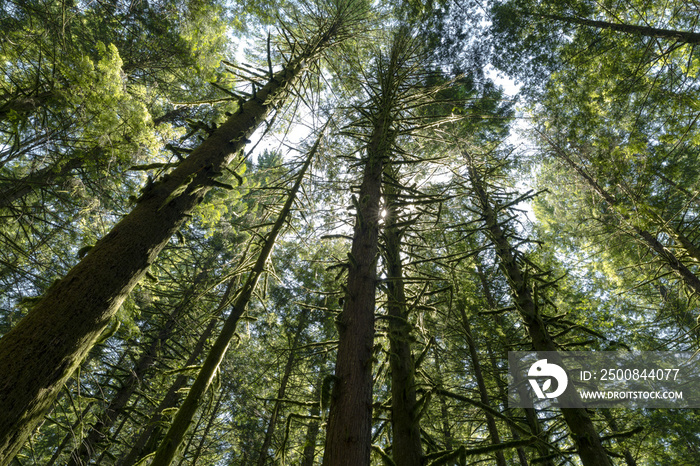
[0,19,344,463]
[537,12,700,44]
[256,313,309,465]
[512,358,556,465]
[383,169,422,466]
[117,314,221,466]
[465,152,613,466]
[119,245,255,465]
[301,375,323,466]
[150,130,322,466]
[457,304,506,466]
[322,28,417,465]
[475,264,554,466]
[321,95,394,466]
[0,156,83,209]
[188,389,226,465]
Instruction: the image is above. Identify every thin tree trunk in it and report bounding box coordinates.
[475,264,554,466]
[457,304,506,466]
[117,314,220,466]
[0,156,83,209]
[432,355,453,451]
[150,130,322,466]
[65,280,204,466]
[0,91,54,122]
[189,390,226,465]
[383,169,422,466]
[600,409,638,466]
[256,313,309,466]
[118,243,254,466]
[465,152,613,466]
[176,400,208,466]
[0,20,343,463]
[539,12,700,44]
[513,359,556,465]
[486,354,530,466]
[300,375,323,466]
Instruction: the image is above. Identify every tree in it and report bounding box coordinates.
[463,149,613,465]
[2,0,700,463]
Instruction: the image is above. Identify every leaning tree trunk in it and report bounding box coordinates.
[475,263,555,466]
[150,129,323,466]
[465,152,613,466]
[537,12,700,44]
[457,303,507,466]
[117,312,221,466]
[383,168,423,466]
[0,156,83,209]
[0,15,346,463]
[256,312,309,466]
[188,389,226,465]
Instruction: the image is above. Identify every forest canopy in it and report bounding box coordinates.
[1,0,699,464]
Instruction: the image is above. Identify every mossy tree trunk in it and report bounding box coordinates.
[465,152,613,466]
[457,304,507,466]
[383,167,423,466]
[117,313,221,466]
[256,312,309,466]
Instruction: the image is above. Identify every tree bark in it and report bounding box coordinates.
[321,91,395,466]
[64,280,203,466]
[383,168,423,466]
[475,264,555,466]
[465,152,613,466]
[0,21,341,464]
[117,314,220,466]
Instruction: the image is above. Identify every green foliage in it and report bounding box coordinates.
[2,1,700,465]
